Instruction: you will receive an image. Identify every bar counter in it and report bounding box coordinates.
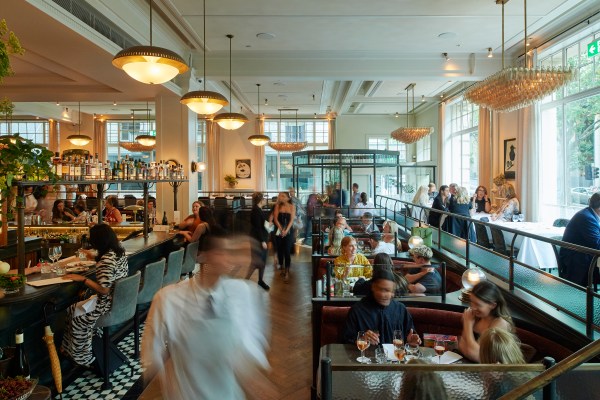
[0,230,183,385]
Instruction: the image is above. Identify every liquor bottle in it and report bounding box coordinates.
[105,160,111,180]
[68,156,75,181]
[52,152,62,177]
[161,211,168,225]
[118,160,125,180]
[8,329,30,379]
[90,154,97,179]
[112,161,118,180]
[61,156,69,180]
[85,155,91,179]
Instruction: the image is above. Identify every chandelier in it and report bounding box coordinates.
[214,34,248,130]
[268,109,307,152]
[112,0,188,84]
[121,109,155,152]
[390,83,433,144]
[180,0,228,114]
[67,102,92,146]
[248,83,270,146]
[464,0,573,113]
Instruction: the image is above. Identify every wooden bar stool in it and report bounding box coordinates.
[95,271,141,390]
[133,258,165,358]
[162,248,184,287]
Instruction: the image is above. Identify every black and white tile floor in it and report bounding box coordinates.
[56,326,145,399]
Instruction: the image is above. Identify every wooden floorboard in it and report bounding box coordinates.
[140,245,314,399]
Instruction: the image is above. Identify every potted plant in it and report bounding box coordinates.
[224,174,238,188]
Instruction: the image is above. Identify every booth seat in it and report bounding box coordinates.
[319,306,573,362]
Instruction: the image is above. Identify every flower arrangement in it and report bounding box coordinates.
[0,273,26,293]
[224,174,238,187]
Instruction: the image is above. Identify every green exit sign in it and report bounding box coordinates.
[588,40,600,57]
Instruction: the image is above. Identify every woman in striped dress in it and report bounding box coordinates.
[61,224,129,367]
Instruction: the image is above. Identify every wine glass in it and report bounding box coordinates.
[356,331,371,364]
[55,245,62,262]
[518,213,525,222]
[512,213,519,222]
[434,339,446,364]
[48,246,58,267]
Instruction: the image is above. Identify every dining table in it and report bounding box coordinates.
[472,213,565,270]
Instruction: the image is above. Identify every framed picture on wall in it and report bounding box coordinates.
[235,159,251,179]
[504,138,516,180]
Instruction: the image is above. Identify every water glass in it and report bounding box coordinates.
[405,343,421,361]
[375,346,388,364]
[40,260,52,274]
[55,264,66,276]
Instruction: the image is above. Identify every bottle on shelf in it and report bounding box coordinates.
[8,328,30,379]
[61,156,69,180]
[161,211,168,225]
[52,152,62,176]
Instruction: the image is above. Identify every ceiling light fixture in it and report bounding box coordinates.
[180,0,228,114]
[464,0,573,113]
[67,102,92,146]
[121,109,155,152]
[394,112,399,118]
[443,52,450,61]
[214,34,248,130]
[112,0,188,84]
[487,47,493,58]
[421,95,425,102]
[135,103,157,146]
[390,83,434,144]
[269,109,307,152]
[113,101,117,106]
[248,83,270,146]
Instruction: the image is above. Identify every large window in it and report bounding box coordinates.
[443,98,479,192]
[367,136,407,161]
[196,119,206,191]
[264,119,329,191]
[0,120,50,146]
[538,23,600,223]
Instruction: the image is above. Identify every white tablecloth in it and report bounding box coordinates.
[473,213,565,270]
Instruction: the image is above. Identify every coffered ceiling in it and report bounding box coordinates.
[1,0,597,120]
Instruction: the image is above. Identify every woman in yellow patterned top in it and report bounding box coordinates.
[334,236,372,280]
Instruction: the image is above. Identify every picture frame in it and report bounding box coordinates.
[503,138,516,180]
[235,159,251,179]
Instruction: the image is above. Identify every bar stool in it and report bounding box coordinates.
[133,258,165,359]
[181,241,199,279]
[95,271,141,390]
[162,247,184,287]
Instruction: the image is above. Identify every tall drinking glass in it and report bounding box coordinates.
[393,330,405,362]
[434,339,446,364]
[356,331,370,364]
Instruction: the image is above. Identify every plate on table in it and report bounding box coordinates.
[66,260,95,270]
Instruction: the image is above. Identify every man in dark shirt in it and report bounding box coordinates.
[343,270,421,345]
[406,245,442,294]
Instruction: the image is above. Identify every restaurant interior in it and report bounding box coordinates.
[1,0,600,399]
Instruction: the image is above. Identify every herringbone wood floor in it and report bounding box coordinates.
[140,246,313,399]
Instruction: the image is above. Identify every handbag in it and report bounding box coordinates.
[411,225,433,247]
[264,220,275,233]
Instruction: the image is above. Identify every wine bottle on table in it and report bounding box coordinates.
[8,329,30,379]
[162,211,168,225]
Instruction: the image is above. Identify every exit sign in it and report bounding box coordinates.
[588,40,600,57]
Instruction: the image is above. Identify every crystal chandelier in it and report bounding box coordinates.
[268,109,307,152]
[112,0,188,84]
[180,0,228,114]
[390,83,433,144]
[248,83,270,146]
[464,0,574,113]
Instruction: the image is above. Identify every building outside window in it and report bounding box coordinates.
[443,98,479,192]
[538,22,600,223]
[264,119,329,191]
[367,136,407,161]
[0,120,50,146]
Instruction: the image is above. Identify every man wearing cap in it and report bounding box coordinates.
[369,232,395,255]
[406,245,442,294]
[343,269,421,345]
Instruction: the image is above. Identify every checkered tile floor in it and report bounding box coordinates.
[56,326,145,399]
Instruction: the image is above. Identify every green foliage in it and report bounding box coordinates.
[0,19,24,83]
[224,174,238,185]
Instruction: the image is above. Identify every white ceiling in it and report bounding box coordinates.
[1,0,597,120]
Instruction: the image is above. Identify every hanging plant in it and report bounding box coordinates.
[0,18,24,82]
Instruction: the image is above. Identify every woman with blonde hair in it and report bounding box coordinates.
[411,185,430,222]
[398,359,448,400]
[479,327,525,364]
[449,186,474,241]
[492,184,520,221]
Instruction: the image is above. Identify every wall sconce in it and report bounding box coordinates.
[191,161,207,173]
[487,47,493,58]
[459,266,487,302]
[394,112,400,118]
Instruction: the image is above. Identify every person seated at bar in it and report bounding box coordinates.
[353,253,409,297]
[343,269,421,345]
[369,232,395,255]
[459,281,514,362]
[179,201,202,233]
[180,206,225,245]
[357,211,379,233]
[491,184,519,221]
[72,203,89,224]
[428,184,450,230]
[327,216,347,256]
[479,328,525,364]
[334,236,372,280]
[398,359,448,400]
[472,185,492,213]
[60,224,128,368]
[405,245,441,294]
[102,195,123,224]
[51,199,75,223]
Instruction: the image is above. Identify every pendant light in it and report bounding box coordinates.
[214,34,248,130]
[135,103,157,146]
[390,83,433,144]
[121,109,155,152]
[268,109,307,152]
[67,102,92,146]
[248,83,270,146]
[112,0,188,84]
[180,0,228,114]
